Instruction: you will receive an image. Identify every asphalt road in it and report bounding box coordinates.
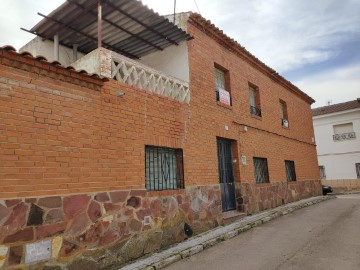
[165,194,360,270]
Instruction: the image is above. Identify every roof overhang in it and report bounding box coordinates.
[25,0,192,59]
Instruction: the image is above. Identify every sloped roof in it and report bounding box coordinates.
[27,0,192,59]
[0,45,107,85]
[188,13,315,104]
[312,99,360,116]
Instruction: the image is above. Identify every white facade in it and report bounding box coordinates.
[313,107,360,180]
[20,37,85,66]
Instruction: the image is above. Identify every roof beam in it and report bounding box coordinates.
[21,27,79,55]
[67,0,164,51]
[103,0,179,46]
[37,12,138,59]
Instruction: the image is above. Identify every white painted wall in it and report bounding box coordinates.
[139,41,189,83]
[313,108,360,180]
[19,37,84,66]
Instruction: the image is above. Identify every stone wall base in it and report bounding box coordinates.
[236,180,322,214]
[0,185,222,269]
[0,180,322,269]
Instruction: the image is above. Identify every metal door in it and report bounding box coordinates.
[217,138,236,212]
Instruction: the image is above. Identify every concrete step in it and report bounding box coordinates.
[222,210,246,225]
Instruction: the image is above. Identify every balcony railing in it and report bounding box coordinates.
[250,106,262,117]
[111,51,190,104]
[333,132,356,141]
[281,118,289,127]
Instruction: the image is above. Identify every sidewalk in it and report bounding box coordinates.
[120,195,335,270]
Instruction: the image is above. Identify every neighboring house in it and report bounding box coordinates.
[0,1,321,269]
[313,99,360,190]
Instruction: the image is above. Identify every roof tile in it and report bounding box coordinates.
[312,99,360,116]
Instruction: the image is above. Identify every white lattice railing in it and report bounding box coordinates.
[111,52,190,104]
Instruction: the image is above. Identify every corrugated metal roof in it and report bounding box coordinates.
[28,0,192,59]
[312,99,360,116]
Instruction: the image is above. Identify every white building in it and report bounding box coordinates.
[313,99,360,180]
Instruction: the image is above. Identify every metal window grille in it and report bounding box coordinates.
[285,160,296,182]
[253,157,269,184]
[145,146,184,191]
[356,163,360,179]
[319,166,326,180]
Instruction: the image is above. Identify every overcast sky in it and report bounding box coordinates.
[0,0,359,108]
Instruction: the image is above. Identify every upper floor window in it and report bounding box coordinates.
[333,123,356,141]
[356,163,360,179]
[319,166,326,180]
[215,65,231,106]
[253,157,269,184]
[285,160,296,181]
[145,146,184,191]
[249,84,261,117]
[280,99,289,127]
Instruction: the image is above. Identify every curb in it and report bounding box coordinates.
[120,195,335,270]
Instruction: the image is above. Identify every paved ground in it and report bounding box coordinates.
[164,194,360,270]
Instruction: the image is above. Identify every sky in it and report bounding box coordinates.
[0,0,359,108]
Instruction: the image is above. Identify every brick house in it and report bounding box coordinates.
[0,1,321,269]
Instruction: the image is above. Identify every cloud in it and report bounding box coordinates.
[0,0,64,49]
[294,64,360,107]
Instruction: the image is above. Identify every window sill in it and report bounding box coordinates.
[287,181,297,185]
[217,101,232,110]
[255,182,271,187]
[250,114,262,120]
[147,189,185,197]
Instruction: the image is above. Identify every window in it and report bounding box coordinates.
[253,157,269,184]
[145,146,184,191]
[356,163,360,179]
[215,65,231,106]
[285,160,296,181]
[333,123,356,141]
[319,166,326,180]
[249,85,261,117]
[280,99,289,127]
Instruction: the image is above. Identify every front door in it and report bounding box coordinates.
[217,138,236,212]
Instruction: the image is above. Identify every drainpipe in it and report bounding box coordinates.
[54,33,59,61]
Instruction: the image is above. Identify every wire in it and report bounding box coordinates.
[193,0,201,15]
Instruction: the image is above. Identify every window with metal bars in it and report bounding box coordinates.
[215,65,231,106]
[285,160,296,182]
[145,146,184,191]
[249,85,261,117]
[253,157,269,184]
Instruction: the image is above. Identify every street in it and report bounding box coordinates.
[165,194,360,270]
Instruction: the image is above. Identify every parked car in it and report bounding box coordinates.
[322,185,333,195]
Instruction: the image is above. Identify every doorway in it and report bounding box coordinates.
[217,138,236,212]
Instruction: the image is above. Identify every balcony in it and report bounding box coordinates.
[250,106,262,117]
[333,132,356,141]
[281,118,289,127]
[72,48,190,104]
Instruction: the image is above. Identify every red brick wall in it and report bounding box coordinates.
[184,20,320,187]
[0,51,189,198]
[0,27,320,200]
